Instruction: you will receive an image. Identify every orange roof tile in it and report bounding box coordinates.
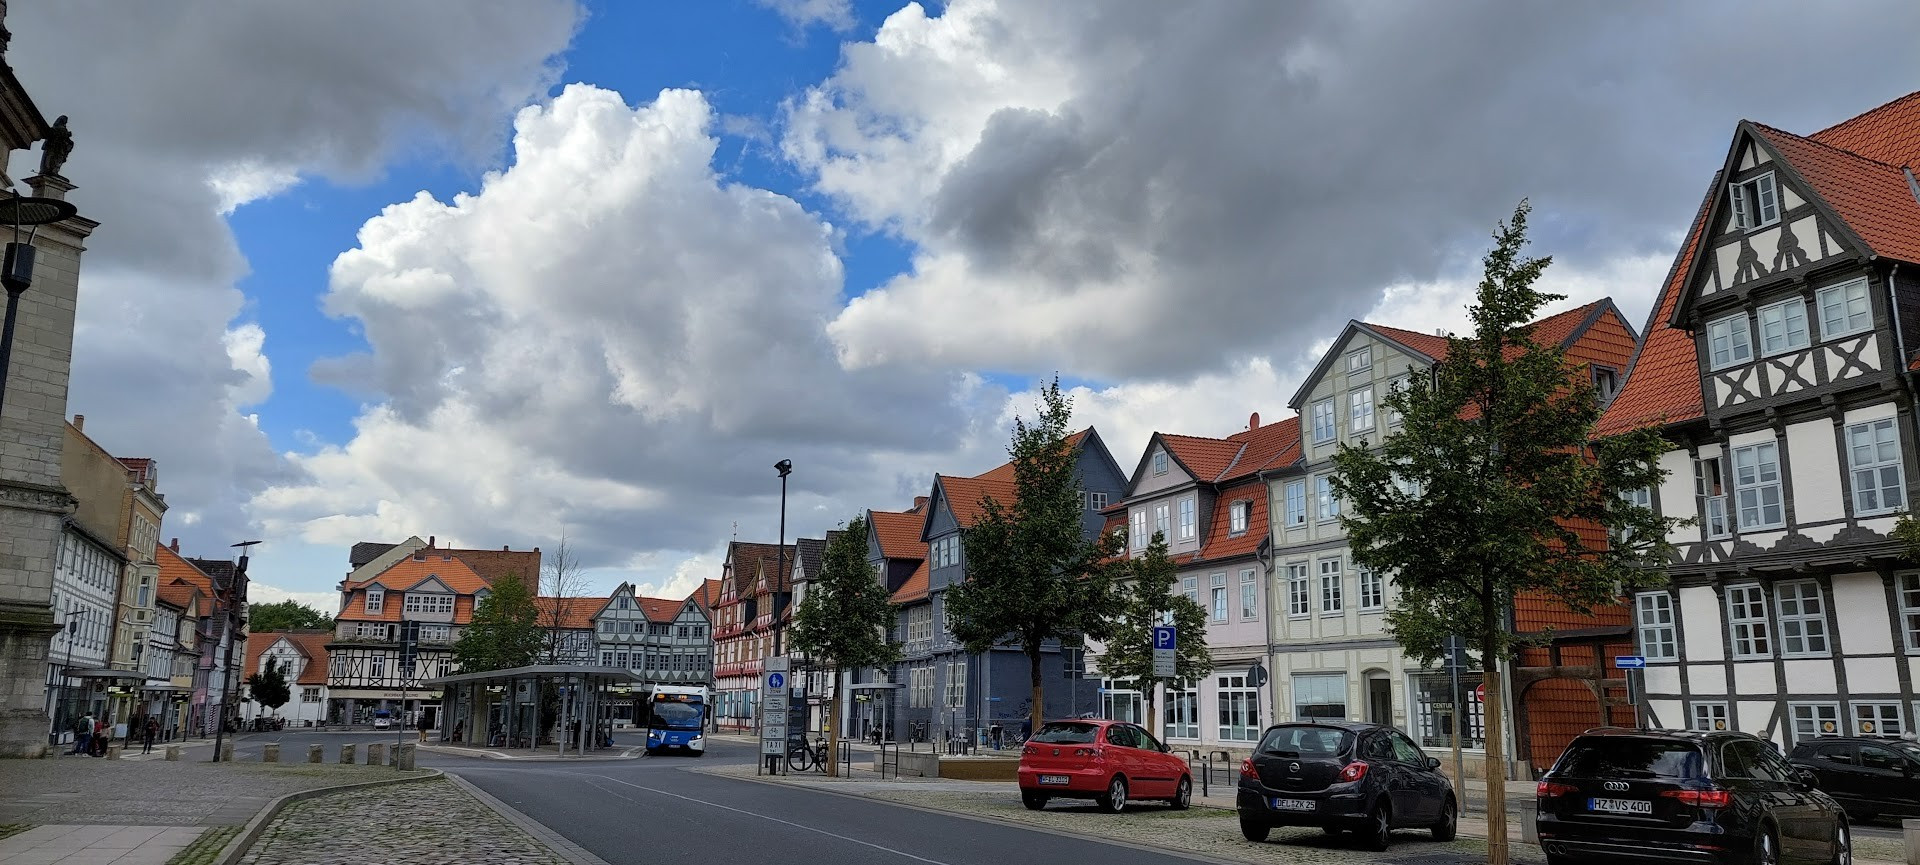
[1217,415,1301,480]
[535,596,606,630]
[243,630,333,686]
[1594,174,1720,437]
[156,544,216,600]
[1811,90,1920,169]
[870,510,928,560]
[638,596,682,622]
[1363,322,1452,361]
[937,473,1019,529]
[338,555,488,623]
[1752,123,1920,265]
[1157,433,1244,482]
[446,546,542,587]
[891,560,929,604]
[1193,478,1269,563]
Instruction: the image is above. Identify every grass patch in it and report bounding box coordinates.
[0,825,30,842]
[164,827,236,865]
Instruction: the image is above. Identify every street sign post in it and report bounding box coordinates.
[1152,625,1176,678]
[1616,656,1645,727]
[1444,634,1468,806]
[760,657,791,772]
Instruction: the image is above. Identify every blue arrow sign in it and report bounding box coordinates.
[1152,626,1177,650]
[767,672,786,689]
[1614,656,1646,669]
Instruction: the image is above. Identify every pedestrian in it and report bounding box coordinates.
[142,716,159,754]
[71,713,92,755]
[92,717,108,756]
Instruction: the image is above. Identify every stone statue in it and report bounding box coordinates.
[38,115,72,178]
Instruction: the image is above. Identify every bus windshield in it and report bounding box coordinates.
[648,699,703,730]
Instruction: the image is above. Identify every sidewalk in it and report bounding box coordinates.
[236,775,602,865]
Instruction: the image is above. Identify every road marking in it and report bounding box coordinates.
[586,773,954,865]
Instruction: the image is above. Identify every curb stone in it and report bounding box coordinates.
[212,769,441,865]
[444,773,613,865]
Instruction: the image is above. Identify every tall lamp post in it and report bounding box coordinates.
[210,541,259,762]
[50,608,81,746]
[772,460,791,659]
[0,191,77,416]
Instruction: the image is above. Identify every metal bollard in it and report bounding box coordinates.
[218,743,233,762]
[1903,818,1920,865]
[397,743,415,770]
[339,743,356,764]
[165,745,181,762]
[262,743,280,763]
[308,744,323,763]
[1521,799,1540,845]
[366,743,386,767]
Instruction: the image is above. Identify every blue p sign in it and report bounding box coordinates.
[768,673,785,689]
[1152,626,1176,650]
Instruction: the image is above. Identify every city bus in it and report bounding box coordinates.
[641,684,708,756]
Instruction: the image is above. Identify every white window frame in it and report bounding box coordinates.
[1707,314,1754,370]
[1774,580,1829,658]
[1358,567,1383,611]
[1635,591,1677,660]
[1286,563,1310,618]
[1210,573,1228,623]
[1691,701,1730,732]
[945,661,967,708]
[1239,569,1258,620]
[1789,702,1841,744]
[1165,679,1200,740]
[1315,475,1339,522]
[1757,297,1810,356]
[1318,558,1343,615]
[1086,491,1108,512]
[1229,501,1249,535]
[1154,503,1171,541]
[1130,511,1148,551]
[1726,584,1772,659]
[1216,675,1259,741]
[1899,573,1920,653]
[403,592,454,615]
[1731,442,1784,530]
[1817,278,1872,339]
[1284,481,1306,527]
[1848,418,1906,516]
[1730,172,1780,231]
[1153,451,1169,476]
[1311,399,1336,444]
[1347,347,1372,373]
[1696,456,1731,539]
[1350,386,1375,433]
[364,588,384,614]
[1181,576,1198,607]
[1852,701,1905,738]
[1178,497,1197,541]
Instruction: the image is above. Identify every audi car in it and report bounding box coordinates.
[1536,728,1849,865]
[1789,736,1920,822]
[1235,720,1456,851]
[1017,719,1193,812]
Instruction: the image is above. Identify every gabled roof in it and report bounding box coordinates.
[1155,433,1243,483]
[930,473,1018,532]
[349,542,398,570]
[1812,91,1920,166]
[793,537,828,584]
[688,579,723,612]
[891,560,929,604]
[1750,122,1920,264]
[339,555,488,623]
[639,597,682,622]
[1188,476,1270,564]
[445,546,542,587]
[536,596,606,630]
[243,630,332,686]
[1362,322,1453,362]
[1131,415,1302,496]
[869,510,928,560]
[1595,175,1720,437]
[157,544,217,606]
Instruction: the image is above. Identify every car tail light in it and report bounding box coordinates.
[1073,747,1102,760]
[1021,746,1035,757]
[1240,758,1258,780]
[1660,789,1733,808]
[1536,781,1578,798]
[1339,760,1369,782]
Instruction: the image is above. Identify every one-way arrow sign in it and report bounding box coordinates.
[1615,656,1647,669]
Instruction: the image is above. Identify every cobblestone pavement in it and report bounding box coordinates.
[0,759,428,826]
[239,778,570,865]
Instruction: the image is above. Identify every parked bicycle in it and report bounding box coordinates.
[787,738,829,772]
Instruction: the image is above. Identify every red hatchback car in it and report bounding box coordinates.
[1018,719,1193,812]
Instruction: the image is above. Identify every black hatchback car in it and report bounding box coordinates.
[1790,736,1920,821]
[1235,721,1456,851]
[1536,728,1849,865]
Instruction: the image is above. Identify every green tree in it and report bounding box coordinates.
[247,657,291,719]
[790,517,901,776]
[1328,202,1676,864]
[1095,530,1212,737]
[246,600,333,633]
[946,377,1129,735]
[453,571,544,674]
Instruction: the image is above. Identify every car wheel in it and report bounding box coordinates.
[1432,796,1458,841]
[1021,789,1049,811]
[1833,820,1852,865]
[1357,802,1391,852]
[1239,815,1271,843]
[1096,776,1129,813]
[1755,825,1779,865]
[1169,777,1191,811]
[689,749,704,758]
[1321,826,1343,835]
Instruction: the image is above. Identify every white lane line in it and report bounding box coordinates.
[587,773,954,865]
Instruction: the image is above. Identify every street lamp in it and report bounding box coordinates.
[0,190,77,417]
[51,608,81,747]
[772,459,791,659]
[210,541,259,762]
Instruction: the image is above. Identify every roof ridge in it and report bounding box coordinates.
[1810,90,1920,142]
[1753,120,1907,171]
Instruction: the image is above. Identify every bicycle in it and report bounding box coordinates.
[786,739,828,772]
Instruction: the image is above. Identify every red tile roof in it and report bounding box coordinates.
[891,560,929,604]
[870,510,928,560]
[639,596,683,622]
[156,544,217,602]
[1595,177,1720,437]
[1216,416,1302,481]
[689,579,723,611]
[1752,123,1920,265]
[1158,434,1245,482]
[338,555,488,623]
[535,596,606,630]
[1364,323,1452,361]
[1191,478,1269,564]
[1811,90,1920,169]
[243,631,332,686]
[937,473,1019,529]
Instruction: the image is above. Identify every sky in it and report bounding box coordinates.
[6,0,1919,612]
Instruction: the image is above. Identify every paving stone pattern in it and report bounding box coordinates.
[0,759,425,826]
[239,778,568,865]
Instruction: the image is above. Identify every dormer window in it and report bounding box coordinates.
[1346,347,1372,374]
[618,597,630,610]
[1592,367,1619,404]
[1730,172,1779,231]
[1229,501,1249,535]
[1152,451,1168,476]
[403,592,454,614]
[364,588,384,613]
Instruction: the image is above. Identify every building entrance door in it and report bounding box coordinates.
[1367,676,1392,725]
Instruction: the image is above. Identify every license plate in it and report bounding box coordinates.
[1038,775,1069,786]
[1588,797,1652,815]
[1270,798,1315,811]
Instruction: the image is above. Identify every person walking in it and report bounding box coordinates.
[71,712,93,756]
[91,717,108,756]
[142,716,159,754]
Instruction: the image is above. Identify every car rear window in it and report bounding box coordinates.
[1557,738,1704,780]
[1258,725,1353,757]
[1030,722,1098,745]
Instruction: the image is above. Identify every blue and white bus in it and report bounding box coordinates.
[641,685,707,756]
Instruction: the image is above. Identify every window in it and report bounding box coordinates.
[908,666,932,708]
[600,650,614,666]
[1707,314,1753,370]
[301,686,320,703]
[1217,675,1259,741]
[364,588,384,614]
[1240,569,1258,620]
[1696,456,1731,538]
[1154,503,1170,540]
[1617,486,1654,543]
[931,535,960,568]
[617,597,629,610]
[1101,678,1143,723]
[1691,701,1730,732]
[1318,558,1343,615]
[1347,347,1372,373]
[1152,451,1168,476]
[1731,442,1784,530]
[1086,491,1107,512]
[1853,702,1905,737]
[907,606,933,649]
[1130,511,1148,550]
[420,624,452,643]
[1818,278,1872,338]
[1286,563,1310,617]
[1775,580,1829,657]
[1210,574,1228,623]
[1593,367,1619,404]
[1358,567,1383,611]
[1757,298,1810,355]
[1315,476,1339,522]
[1293,673,1346,721]
[1899,574,1920,652]
[1061,646,1086,680]
[1849,418,1906,516]
[355,622,386,639]
[615,651,629,668]
[1312,399,1336,444]
[1182,576,1198,606]
[1635,592,1677,660]
[1350,386,1375,433]
[370,654,386,680]
[1229,501,1249,535]
[1411,672,1484,749]
[1166,680,1199,739]
[1726,584,1771,658]
[1730,172,1779,230]
[1790,702,1841,744]
[945,661,966,708]
[1284,481,1306,527]
[1178,497,1196,540]
[677,626,690,639]
[403,593,454,614]
[1387,375,1408,425]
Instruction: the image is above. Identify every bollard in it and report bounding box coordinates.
[106,743,121,760]
[165,745,181,762]
[397,743,416,770]
[339,743,356,765]
[308,744,323,764]
[218,743,233,762]
[366,743,386,767]
[1521,799,1539,845]
[1903,818,1920,865]
[262,743,280,763]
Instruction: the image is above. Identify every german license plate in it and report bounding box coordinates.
[1270,798,1315,811]
[1589,797,1652,815]
[1038,775,1069,785]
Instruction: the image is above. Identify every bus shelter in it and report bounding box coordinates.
[423,664,644,756]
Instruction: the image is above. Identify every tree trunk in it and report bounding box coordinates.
[1481,604,1509,865]
[1029,650,1045,737]
[825,665,841,778]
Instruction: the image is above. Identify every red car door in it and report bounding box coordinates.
[1101,723,1144,793]
[1123,724,1178,798]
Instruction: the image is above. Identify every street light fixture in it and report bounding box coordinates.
[210,541,259,762]
[0,190,77,417]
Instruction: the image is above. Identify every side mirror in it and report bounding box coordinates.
[1793,767,1819,787]
[1426,756,1442,770]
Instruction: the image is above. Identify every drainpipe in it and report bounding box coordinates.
[1887,260,1913,489]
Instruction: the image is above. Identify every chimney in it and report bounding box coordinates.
[170,538,179,552]
[428,535,435,548]
[502,545,509,551]
[914,496,929,512]
[1248,412,1260,430]
[72,414,83,430]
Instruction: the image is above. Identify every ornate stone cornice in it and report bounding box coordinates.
[0,478,76,515]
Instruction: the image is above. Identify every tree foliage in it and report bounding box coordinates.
[453,571,544,673]
[1095,530,1212,729]
[247,657,291,715]
[1328,202,1678,864]
[791,517,901,775]
[946,377,1128,733]
[246,600,333,633]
